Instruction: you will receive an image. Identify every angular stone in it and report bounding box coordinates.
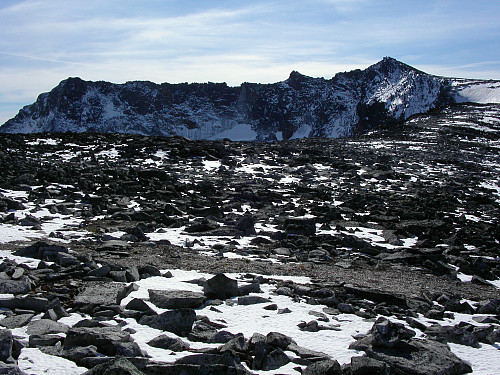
[203,274,239,300]
[81,357,144,375]
[237,296,271,305]
[366,338,472,375]
[266,332,296,349]
[0,279,31,295]
[351,356,388,375]
[148,289,205,309]
[26,319,69,336]
[147,334,190,352]
[63,326,131,356]
[0,329,14,363]
[139,309,196,337]
[74,282,129,306]
[262,347,290,371]
[303,359,341,375]
[29,334,63,347]
[0,314,34,329]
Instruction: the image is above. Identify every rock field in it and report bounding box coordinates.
[0,103,499,374]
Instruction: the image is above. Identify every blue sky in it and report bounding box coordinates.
[1,0,499,125]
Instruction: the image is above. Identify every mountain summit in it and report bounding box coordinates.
[1,58,499,140]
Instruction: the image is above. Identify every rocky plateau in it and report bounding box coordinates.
[0,102,498,374]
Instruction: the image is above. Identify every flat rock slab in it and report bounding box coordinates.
[73,282,129,306]
[148,289,205,309]
[0,279,31,295]
[0,314,34,329]
[26,319,69,335]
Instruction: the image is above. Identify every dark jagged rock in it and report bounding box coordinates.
[302,359,341,375]
[139,309,196,337]
[203,274,239,300]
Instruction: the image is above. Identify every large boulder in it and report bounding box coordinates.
[63,326,132,356]
[203,274,239,300]
[139,309,196,337]
[74,282,133,306]
[349,318,472,375]
[148,289,205,309]
[366,339,472,375]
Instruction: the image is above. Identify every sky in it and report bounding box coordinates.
[0,0,499,125]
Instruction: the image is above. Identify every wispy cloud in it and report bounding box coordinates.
[0,0,499,125]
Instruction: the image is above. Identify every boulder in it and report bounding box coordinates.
[74,282,131,307]
[350,356,389,375]
[81,357,144,375]
[148,289,205,309]
[0,329,14,363]
[63,326,131,356]
[0,314,34,329]
[147,335,190,352]
[139,309,196,337]
[303,359,341,375]
[261,348,290,371]
[26,319,69,336]
[0,279,31,295]
[237,296,271,305]
[366,339,472,375]
[203,274,239,300]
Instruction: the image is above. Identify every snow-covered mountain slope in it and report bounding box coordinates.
[1,57,499,140]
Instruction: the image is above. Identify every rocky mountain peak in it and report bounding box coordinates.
[1,58,499,140]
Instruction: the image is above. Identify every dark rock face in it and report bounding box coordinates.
[1,57,482,140]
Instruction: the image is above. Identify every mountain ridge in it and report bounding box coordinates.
[2,57,499,140]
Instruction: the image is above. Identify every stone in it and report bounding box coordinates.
[219,334,248,354]
[26,319,69,336]
[147,335,190,351]
[125,298,156,314]
[203,274,239,300]
[0,279,31,295]
[56,252,79,267]
[0,314,34,329]
[350,356,389,375]
[13,242,68,261]
[188,321,218,343]
[148,289,205,309]
[366,338,472,375]
[74,282,130,306]
[138,265,161,277]
[237,296,271,305]
[29,334,63,347]
[63,326,131,356]
[476,299,500,314]
[238,282,261,296]
[139,308,196,337]
[81,357,144,375]
[266,332,296,349]
[235,214,257,235]
[303,359,341,375]
[262,348,290,371]
[0,329,14,363]
[61,345,100,365]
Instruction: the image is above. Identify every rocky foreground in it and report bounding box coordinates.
[0,103,499,374]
